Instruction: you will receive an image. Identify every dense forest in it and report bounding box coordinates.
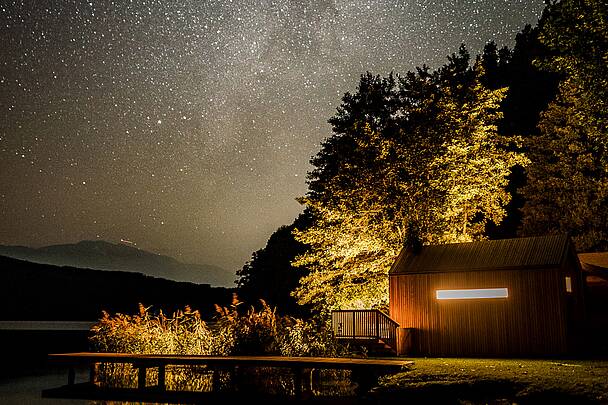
[238,0,607,313]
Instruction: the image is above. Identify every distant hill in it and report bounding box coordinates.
[0,240,234,287]
[0,255,233,321]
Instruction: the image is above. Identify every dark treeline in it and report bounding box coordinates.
[0,255,233,321]
[238,0,607,313]
[236,211,312,317]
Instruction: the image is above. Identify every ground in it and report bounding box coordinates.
[374,358,608,404]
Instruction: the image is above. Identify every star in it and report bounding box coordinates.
[0,0,546,277]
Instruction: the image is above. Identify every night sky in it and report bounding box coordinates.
[0,1,544,281]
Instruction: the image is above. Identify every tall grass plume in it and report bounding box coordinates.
[89,296,350,395]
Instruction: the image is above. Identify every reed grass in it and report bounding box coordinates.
[89,296,350,395]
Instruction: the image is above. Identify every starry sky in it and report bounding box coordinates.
[0,0,545,284]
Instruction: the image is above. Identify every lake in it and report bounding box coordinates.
[0,321,92,404]
[0,321,95,331]
[0,367,89,405]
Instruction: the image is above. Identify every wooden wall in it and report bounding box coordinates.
[389,265,584,357]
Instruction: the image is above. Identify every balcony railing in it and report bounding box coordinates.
[331,309,399,351]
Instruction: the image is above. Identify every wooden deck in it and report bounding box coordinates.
[331,310,400,354]
[43,352,412,402]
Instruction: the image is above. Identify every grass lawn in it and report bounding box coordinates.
[374,358,608,404]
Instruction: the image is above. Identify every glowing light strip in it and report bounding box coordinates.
[565,277,572,293]
[436,288,509,300]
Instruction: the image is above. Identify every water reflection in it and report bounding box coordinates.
[0,367,89,405]
[1,366,359,405]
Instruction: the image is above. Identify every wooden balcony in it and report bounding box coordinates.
[331,310,399,354]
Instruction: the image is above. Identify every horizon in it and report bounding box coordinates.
[1,1,545,280]
[0,238,235,287]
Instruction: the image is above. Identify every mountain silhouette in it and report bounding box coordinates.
[0,240,234,287]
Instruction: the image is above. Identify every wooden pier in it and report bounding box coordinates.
[42,352,412,403]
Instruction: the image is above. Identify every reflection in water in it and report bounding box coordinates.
[0,365,357,404]
[96,363,356,397]
[0,367,167,405]
[0,367,89,405]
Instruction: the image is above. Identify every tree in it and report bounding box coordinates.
[236,212,312,316]
[483,25,562,240]
[293,48,527,312]
[498,24,561,138]
[431,66,526,242]
[522,80,608,250]
[479,41,512,90]
[537,0,607,113]
[520,0,608,251]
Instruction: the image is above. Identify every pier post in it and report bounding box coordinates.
[158,365,166,391]
[137,366,147,389]
[293,367,302,399]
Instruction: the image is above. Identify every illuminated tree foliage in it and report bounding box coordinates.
[294,48,527,311]
[521,0,608,251]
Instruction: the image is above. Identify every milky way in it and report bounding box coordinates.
[0,1,544,284]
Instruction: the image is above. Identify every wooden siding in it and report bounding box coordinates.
[389,267,580,356]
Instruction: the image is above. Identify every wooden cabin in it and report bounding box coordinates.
[388,234,585,357]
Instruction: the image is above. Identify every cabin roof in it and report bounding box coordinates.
[578,252,608,282]
[389,234,571,275]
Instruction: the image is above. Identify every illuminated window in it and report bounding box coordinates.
[565,276,572,293]
[436,288,509,300]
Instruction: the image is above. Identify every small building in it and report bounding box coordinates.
[388,234,585,357]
